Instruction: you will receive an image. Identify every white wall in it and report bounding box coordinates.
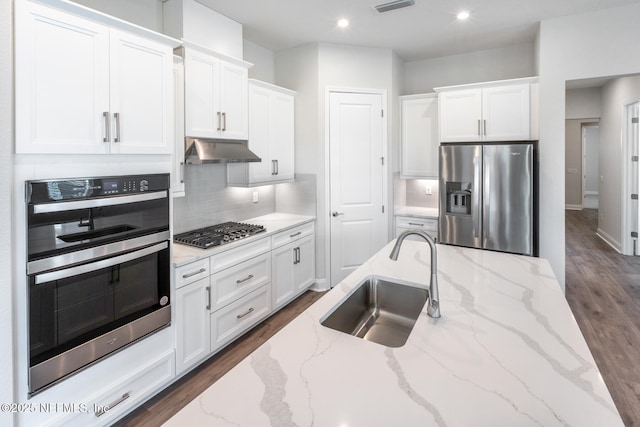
[244,40,275,83]
[566,87,602,119]
[0,0,13,423]
[404,43,536,94]
[73,0,163,31]
[539,3,640,290]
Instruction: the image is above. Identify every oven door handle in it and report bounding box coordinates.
[34,242,168,285]
[32,190,168,214]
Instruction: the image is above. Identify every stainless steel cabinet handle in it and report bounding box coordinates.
[483,119,487,136]
[272,160,277,175]
[408,222,424,227]
[113,112,121,142]
[477,119,481,136]
[95,392,130,417]
[274,159,279,175]
[103,112,110,142]
[289,231,302,238]
[332,211,344,217]
[222,112,227,131]
[293,247,301,264]
[206,286,211,310]
[236,307,254,319]
[182,268,206,279]
[236,274,254,284]
[179,162,184,183]
[217,112,222,131]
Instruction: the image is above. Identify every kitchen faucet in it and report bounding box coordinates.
[389,230,441,318]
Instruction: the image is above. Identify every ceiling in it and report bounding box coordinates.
[196,0,640,61]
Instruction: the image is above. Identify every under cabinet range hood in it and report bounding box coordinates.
[185,137,261,164]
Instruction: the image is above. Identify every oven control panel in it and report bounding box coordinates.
[27,174,169,202]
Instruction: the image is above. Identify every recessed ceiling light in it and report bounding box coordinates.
[337,18,350,28]
[456,10,470,20]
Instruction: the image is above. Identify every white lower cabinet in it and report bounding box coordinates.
[395,215,438,242]
[175,277,211,374]
[174,223,315,376]
[210,285,271,351]
[271,222,316,310]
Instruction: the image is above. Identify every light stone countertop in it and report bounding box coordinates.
[165,240,623,427]
[394,206,439,218]
[172,213,315,267]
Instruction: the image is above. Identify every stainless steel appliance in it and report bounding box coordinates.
[439,142,537,256]
[174,221,266,249]
[26,174,170,394]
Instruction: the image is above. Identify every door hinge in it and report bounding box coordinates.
[382,205,385,213]
[633,117,639,124]
[632,155,639,162]
[381,109,384,118]
[381,156,384,166]
[632,194,639,200]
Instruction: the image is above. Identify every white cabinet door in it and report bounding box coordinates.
[109,29,173,154]
[439,89,482,143]
[219,61,249,140]
[272,242,296,309]
[482,84,530,141]
[293,234,315,293]
[184,48,249,140]
[15,2,110,154]
[227,81,295,187]
[271,92,295,181]
[400,95,439,178]
[184,49,220,138]
[175,277,210,375]
[272,233,315,310]
[247,84,273,182]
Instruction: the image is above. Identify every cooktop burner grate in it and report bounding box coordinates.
[174,221,266,249]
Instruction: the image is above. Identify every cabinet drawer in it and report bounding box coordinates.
[210,236,271,273]
[395,216,438,231]
[210,285,271,351]
[54,350,175,427]
[271,222,314,248]
[210,252,271,311]
[174,258,209,289]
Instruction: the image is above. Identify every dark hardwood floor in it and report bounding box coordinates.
[113,289,326,427]
[565,209,640,426]
[115,212,640,426]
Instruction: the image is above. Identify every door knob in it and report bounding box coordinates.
[332,211,344,217]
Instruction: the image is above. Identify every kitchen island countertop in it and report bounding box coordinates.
[165,240,623,426]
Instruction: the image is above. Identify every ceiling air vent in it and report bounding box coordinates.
[372,0,415,14]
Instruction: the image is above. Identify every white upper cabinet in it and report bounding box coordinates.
[436,78,536,142]
[227,80,295,187]
[15,1,176,154]
[183,44,250,140]
[400,94,439,178]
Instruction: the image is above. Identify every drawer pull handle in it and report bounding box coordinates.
[289,231,302,238]
[95,392,130,417]
[236,307,254,319]
[236,274,254,284]
[182,268,206,279]
[408,222,424,227]
[206,286,211,310]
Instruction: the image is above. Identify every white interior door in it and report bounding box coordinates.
[581,125,600,209]
[329,91,385,285]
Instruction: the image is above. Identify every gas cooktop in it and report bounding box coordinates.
[174,221,266,249]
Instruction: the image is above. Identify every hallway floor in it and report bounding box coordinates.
[566,209,640,426]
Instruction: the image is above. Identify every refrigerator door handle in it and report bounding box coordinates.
[473,149,483,242]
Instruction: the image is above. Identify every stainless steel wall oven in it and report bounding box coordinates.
[26,174,171,395]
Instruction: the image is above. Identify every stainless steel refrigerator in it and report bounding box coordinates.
[438,142,537,256]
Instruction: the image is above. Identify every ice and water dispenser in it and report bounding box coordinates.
[445,182,472,215]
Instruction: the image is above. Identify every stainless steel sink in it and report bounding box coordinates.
[320,276,428,347]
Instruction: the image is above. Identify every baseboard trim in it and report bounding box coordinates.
[309,279,329,292]
[565,204,583,211]
[596,228,622,253]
